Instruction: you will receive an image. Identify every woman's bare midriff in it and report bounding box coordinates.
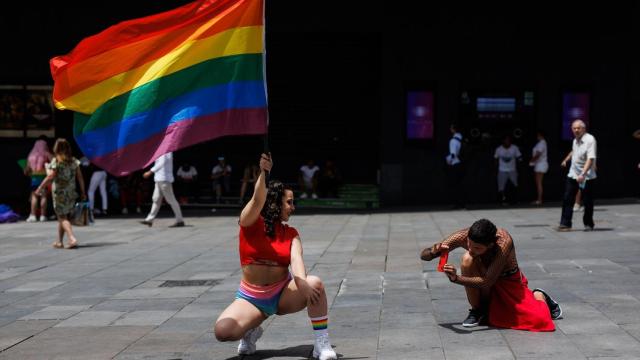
[242,264,289,286]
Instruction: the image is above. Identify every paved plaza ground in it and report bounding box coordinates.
[1,203,640,359]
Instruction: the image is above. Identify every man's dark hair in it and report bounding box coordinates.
[468,219,497,245]
[450,123,459,132]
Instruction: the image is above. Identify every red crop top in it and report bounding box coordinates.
[239,216,299,267]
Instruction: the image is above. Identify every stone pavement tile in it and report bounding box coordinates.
[379,326,442,352]
[19,263,107,282]
[502,330,585,359]
[566,332,640,358]
[115,351,187,360]
[111,286,210,300]
[380,312,438,329]
[113,332,203,359]
[173,302,221,319]
[0,268,26,281]
[332,294,382,308]
[183,331,240,359]
[555,302,621,334]
[0,320,56,352]
[5,281,64,292]
[439,324,509,351]
[19,305,90,320]
[620,323,640,342]
[54,311,125,327]
[154,317,213,334]
[188,271,232,280]
[444,346,515,360]
[112,310,177,326]
[0,304,43,327]
[591,299,640,325]
[0,326,154,359]
[132,280,165,289]
[91,298,193,312]
[378,348,445,360]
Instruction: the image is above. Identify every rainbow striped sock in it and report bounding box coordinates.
[310,316,328,335]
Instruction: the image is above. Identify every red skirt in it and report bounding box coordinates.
[488,270,555,332]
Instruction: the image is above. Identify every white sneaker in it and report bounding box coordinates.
[26,215,37,223]
[300,193,308,199]
[135,207,142,214]
[121,208,128,215]
[39,216,47,222]
[237,326,263,355]
[313,333,337,360]
[311,193,319,199]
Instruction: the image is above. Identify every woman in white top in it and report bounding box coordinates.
[529,130,548,205]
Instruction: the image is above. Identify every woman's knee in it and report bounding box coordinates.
[214,318,241,342]
[306,275,324,292]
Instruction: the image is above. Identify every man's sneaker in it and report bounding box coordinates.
[237,326,263,355]
[584,226,594,232]
[533,288,563,320]
[555,225,571,232]
[39,216,47,222]
[300,192,308,199]
[121,208,129,215]
[26,215,37,223]
[313,333,337,360]
[462,309,485,327]
[311,193,319,199]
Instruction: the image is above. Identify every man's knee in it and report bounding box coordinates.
[214,318,241,342]
[460,252,474,272]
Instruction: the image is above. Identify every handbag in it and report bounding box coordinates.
[71,201,93,226]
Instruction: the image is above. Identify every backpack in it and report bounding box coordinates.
[451,136,469,163]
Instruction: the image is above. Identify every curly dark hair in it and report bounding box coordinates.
[467,219,497,245]
[260,180,292,237]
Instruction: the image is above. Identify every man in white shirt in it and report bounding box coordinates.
[299,159,320,199]
[494,136,522,204]
[176,162,198,204]
[211,156,232,203]
[141,152,184,227]
[445,124,465,208]
[557,120,597,231]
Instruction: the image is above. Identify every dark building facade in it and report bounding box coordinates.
[1,2,638,209]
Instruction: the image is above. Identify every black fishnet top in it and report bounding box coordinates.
[420,228,519,288]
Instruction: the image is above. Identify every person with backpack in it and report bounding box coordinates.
[446,124,466,209]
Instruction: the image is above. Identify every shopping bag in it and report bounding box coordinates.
[71,201,92,226]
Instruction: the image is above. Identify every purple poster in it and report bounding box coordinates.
[562,92,590,140]
[406,91,434,139]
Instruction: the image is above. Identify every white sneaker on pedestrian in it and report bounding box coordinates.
[237,326,263,355]
[26,215,37,223]
[135,207,142,214]
[39,216,47,222]
[313,333,337,360]
[121,208,128,215]
[300,193,308,199]
[311,193,318,199]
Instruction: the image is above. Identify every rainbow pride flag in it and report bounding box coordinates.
[50,0,267,175]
